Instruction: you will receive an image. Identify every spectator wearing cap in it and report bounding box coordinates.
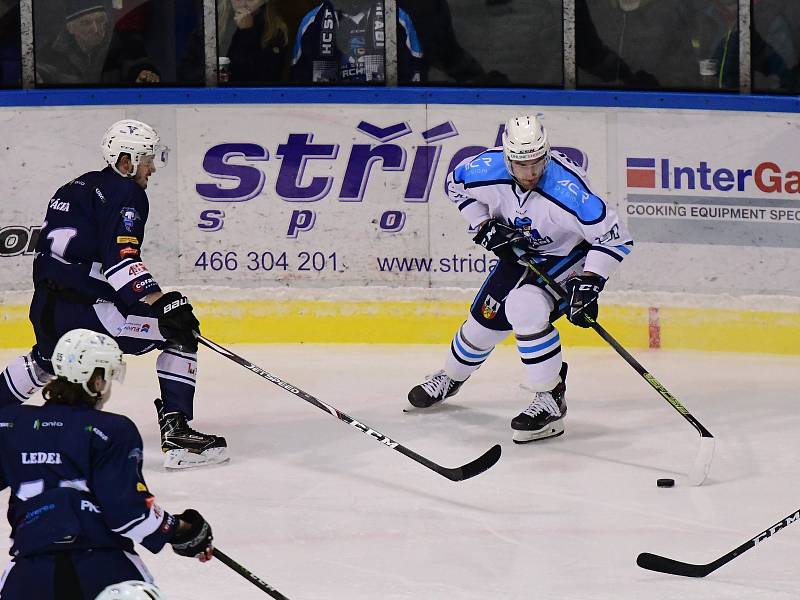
[36,0,160,85]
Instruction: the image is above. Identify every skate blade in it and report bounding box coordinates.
[163,447,229,469]
[512,420,565,444]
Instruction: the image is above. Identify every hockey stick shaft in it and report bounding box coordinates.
[197,336,501,481]
[637,507,800,577]
[524,260,713,437]
[524,260,714,484]
[214,548,292,599]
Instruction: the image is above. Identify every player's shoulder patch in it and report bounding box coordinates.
[453,148,511,189]
[537,160,606,224]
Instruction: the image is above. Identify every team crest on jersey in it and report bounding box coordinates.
[513,216,553,249]
[482,295,500,320]
[121,207,141,232]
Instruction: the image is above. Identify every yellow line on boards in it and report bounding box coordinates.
[0,301,797,354]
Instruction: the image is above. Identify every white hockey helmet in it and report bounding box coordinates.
[95,581,165,600]
[52,329,126,397]
[502,115,550,176]
[101,119,169,177]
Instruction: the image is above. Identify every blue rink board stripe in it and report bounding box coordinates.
[0,87,798,113]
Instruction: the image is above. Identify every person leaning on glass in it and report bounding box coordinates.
[35,0,160,86]
[218,0,289,84]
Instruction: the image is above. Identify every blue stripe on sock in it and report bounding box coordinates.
[517,332,560,354]
[453,333,492,360]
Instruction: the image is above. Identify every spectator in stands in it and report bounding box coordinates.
[218,0,289,84]
[36,0,160,85]
[577,0,700,89]
[0,0,21,87]
[398,0,511,86]
[291,0,423,84]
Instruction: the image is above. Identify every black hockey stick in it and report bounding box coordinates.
[523,259,714,485]
[197,335,501,481]
[637,507,800,577]
[214,548,292,599]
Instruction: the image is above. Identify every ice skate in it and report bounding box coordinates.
[407,370,466,408]
[155,398,228,468]
[512,363,568,443]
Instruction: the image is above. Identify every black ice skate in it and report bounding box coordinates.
[511,363,569,444]
[407,370,466,408]
[155,398,229,469]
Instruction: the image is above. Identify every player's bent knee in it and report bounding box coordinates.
[461,315,510,349]
[506,286,553,333]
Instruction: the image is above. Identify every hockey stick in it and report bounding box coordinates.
[637,507,800,577]
[197,335,501,481]
[523,259,715,486]
[214,548,292,599]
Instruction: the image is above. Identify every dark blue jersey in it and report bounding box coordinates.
[0,403,177,558]
[33,166,161,308]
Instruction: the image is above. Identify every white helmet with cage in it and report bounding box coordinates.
[101,119,169,177]
[502,114,550,177]
[52,329,126,397]
[95,580,165,600]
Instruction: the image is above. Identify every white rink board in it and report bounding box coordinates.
[1,104,799,295]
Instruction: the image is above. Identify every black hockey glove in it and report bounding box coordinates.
[151,291,200,352]
[171,509,213,559]
[473,219,532,265]
[563,275,605,328]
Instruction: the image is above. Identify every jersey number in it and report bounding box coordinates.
[46,227,78,259]
[16,478,89,500]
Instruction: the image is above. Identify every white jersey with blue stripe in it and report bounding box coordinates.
[446,147,634,280]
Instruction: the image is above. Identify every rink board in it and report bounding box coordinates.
[1,299,797,355]
[1,88,799,355]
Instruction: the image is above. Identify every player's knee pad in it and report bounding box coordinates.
[505,285,554,334]
[460,314,510,350]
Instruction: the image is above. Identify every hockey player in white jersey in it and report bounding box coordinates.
[407,114,634,443]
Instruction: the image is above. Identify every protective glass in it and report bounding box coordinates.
[153,144,170,169]
[110,361,126,385]
[141,146,169,170]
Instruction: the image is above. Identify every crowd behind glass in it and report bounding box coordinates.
[0,0,797,94]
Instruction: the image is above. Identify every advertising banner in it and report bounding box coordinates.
[180,105,607,289]
[1,103,799,297]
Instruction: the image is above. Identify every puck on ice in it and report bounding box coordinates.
[656,478,675,488]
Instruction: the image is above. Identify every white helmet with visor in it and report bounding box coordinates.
[101,119,169,177]
[95,580,165,600]
[52,329,126,397]
[502,115,550,183]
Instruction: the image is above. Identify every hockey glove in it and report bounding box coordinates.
[171,509,213,561]
[151,291,200,352]
[473,219,532,264]
[563,275,605,328]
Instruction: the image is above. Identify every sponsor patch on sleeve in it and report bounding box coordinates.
[119,246,140,259]
[117,236,140,244]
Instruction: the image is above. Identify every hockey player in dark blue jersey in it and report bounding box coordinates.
[291,0,423,84]
[0,329,214,600]
[0,119,227,469]
[407,115,634,443]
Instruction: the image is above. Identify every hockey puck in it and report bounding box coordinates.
[656,478,675,488]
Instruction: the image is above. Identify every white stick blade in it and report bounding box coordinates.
[688,436,715,486]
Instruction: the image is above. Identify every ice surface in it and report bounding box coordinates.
[1,344,798,599]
